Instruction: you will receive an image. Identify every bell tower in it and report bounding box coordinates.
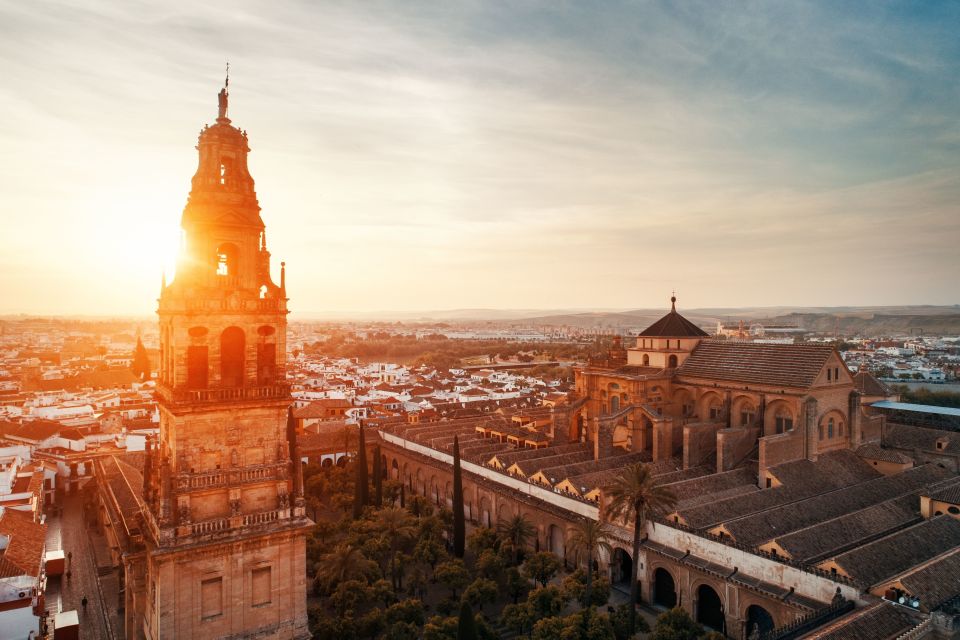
[140,78,310,640]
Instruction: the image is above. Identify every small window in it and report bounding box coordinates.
[828,418,835,439]
[948,506,959,515]
[252,567,271,607]
[765,478,772,488]
[201,577,223,619]
[819,424,824,440]
[827,369,832,381]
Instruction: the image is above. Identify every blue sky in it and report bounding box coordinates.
[0,0,957,315]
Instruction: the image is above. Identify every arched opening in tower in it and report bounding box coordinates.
[216,243,239,277]
[220,327,245,387]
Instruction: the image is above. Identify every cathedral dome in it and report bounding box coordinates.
[638,296,709,338]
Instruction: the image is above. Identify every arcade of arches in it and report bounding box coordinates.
[379,442,811,639]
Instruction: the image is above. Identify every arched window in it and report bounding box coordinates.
[216,243,239,277]
[220,327,245,387]
[740,403,756,426]
[668,354,678,368]
[775,409,793,433]
[828,417,835,438]
[187,346,208,389]
[642,354,650,366]
[610,396,620,413]
[256,325,277,385]
[186,326,209,389]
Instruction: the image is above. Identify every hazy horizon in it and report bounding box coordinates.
[2,1,958,315]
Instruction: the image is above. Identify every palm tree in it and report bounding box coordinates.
[378,506,418,591]
[604,462,677,635]
[567,518,613,606]
[313,543,366,594]
[497,513,536,565]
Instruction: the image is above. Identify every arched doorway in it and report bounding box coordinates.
[745,604,774,637]
[220,327,245,387]
[696,584,724,632]
[480,497,492,528]
[611,548,632,586]
[548,524,564,557]
[653,568,677,608]
[390,459,399,480]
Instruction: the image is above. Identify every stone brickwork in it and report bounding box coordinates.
[134,86,310,640]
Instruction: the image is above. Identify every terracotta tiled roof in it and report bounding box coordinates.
[806,601,920,640]
[0,508,46,578]
[677,341,837,388]
[539,452,649,486]
[773,494,922,564]
[678,451,878,530]
[855,443,912,465]
[293,399,352,418]
[638,304,709,338]
[928,482,960,505]
[853,370,890,397]
[897,548,960,611]
[830,515,960,586]
[7,419,63,442]
[884,424,960,454]
[725,464,950,548]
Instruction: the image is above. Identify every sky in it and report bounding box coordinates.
[1,0,958,317]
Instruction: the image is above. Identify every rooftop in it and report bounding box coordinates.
[677,341,838,389]
[637,298,709,338]
[870,401,960,418]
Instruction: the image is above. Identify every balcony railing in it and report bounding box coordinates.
[174,463,288,491]
[191,518,229,536]
[158,383,289,404]
[159,297,285,314]
[243,509,282,527]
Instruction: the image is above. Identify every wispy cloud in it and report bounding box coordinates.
[0,0,957,314]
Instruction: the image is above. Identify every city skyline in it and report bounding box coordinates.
[2,1,959,316]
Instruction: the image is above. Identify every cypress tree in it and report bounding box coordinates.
[373,444,383,507]
[131,336,151,381]
[456,600,477,640]
[400,482,406,508]
[453,435,465,558]
[352,425,369,518]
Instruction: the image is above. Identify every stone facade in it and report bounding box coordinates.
[131,85,310,640]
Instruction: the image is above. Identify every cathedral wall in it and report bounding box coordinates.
[150,528,308,640]
[717,426,760,472]
[682,421,721,469]
[161,403,287,476]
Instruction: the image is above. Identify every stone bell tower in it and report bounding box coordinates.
[140,78,310,640]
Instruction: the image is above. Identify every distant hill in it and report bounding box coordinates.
[510,306,960,336]
[293,305,960,335]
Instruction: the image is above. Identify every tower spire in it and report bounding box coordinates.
[217,62,230,122]
[671,291,677,312]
